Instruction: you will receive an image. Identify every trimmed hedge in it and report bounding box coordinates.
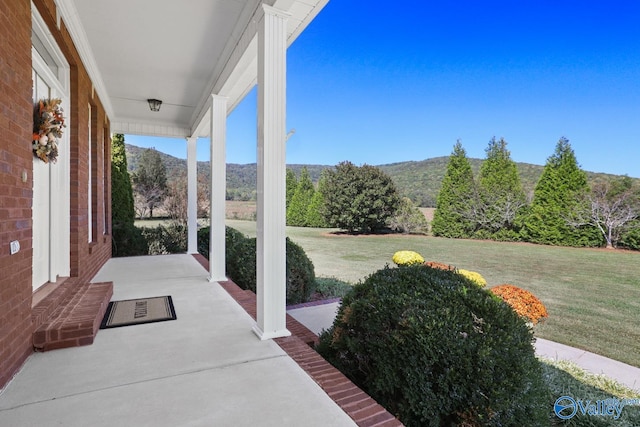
[112,222,148,257]
[141,223,187,255]
[314,277,353,299]
[317,265,549,427]
[198,226,316,305]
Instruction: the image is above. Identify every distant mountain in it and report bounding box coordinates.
[125,144,634,207]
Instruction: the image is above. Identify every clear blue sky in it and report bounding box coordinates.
[126,1,640,178]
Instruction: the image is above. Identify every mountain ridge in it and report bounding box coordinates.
[125,143,633,207]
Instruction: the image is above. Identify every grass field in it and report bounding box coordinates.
[226,219,640,368]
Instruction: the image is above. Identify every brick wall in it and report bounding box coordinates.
[0,0,113,389]
[0,0,38,388]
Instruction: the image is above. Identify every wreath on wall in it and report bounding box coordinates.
[32,98,66,163]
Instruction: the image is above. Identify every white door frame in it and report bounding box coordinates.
[31,5,70,290]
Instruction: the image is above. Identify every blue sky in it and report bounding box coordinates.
[126,1,640,178]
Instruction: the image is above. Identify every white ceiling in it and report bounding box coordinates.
[58,0,328,138]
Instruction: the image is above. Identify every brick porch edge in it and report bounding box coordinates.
[192,254,402,427]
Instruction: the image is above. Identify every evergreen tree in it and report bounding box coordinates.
[431,141,476,237]
[306,172,329,228]
[287,167,315,226]
[111,134,135,226]
[132,148,167,218]
[523,137,601,246]
[286,168,298,210]
[111,134,147,256]
[475,137,526,238]
[322,161,400,233]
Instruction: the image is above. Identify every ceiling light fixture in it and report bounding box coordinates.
[147,98,162,112]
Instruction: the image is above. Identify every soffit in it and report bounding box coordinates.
[59,0,328,138]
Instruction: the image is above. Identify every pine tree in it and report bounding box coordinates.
[111,134,135,226]
[287,167,315,226]
[286,168,298,210]
[306,172,328,228]
[475,137,526,238]
[431,141,476,237]
[523,137,602,246]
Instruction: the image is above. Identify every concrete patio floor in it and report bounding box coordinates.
[0,255,356,427]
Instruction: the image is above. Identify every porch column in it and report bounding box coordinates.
[253,4,291,340]
[186,136,198,254]
[209,95,227,282]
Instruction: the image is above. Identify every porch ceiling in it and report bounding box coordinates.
[57,0,328,138]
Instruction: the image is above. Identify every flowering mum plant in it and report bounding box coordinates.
[392,250,424,266]
[490,284,548,324]
[457,269,487,287]
[424,261,456,272]
[33,98,65,163]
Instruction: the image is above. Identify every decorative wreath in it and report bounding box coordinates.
[33,98,65,163]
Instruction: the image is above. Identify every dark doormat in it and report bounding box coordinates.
[100,296,177,329]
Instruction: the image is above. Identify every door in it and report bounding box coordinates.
[31,8,71,291]
[32,71,52,290]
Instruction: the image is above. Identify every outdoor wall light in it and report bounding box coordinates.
[147,98,162,112]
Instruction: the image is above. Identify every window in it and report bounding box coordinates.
[88,104,92,242]
[89,103,99,242]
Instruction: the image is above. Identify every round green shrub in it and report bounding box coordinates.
[197,226,210,259]
[199,226,316,305]
[285,237,316,304]
[141,223,187,255]
[317,265,549,427]
[112,222,148,257]
[226,236,257,292]
[314,277,353,299]
[197,226,246,261]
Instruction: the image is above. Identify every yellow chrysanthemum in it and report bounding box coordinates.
[457,269,487,287]
[392,250,424,266]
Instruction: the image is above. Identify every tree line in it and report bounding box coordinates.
[115,133,640,250]
[432,138,640,249]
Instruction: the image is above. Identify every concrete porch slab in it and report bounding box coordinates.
[0,255,356,426]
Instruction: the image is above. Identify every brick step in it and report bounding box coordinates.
[33,282,113,351]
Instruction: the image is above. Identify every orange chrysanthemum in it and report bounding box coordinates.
[490,284,548,324]
[424,261,456,272]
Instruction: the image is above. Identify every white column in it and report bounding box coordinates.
[253,4,291,340]
[186,137,198,254]
[209,95,227,282]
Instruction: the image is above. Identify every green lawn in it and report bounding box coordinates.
[227,219,640,368]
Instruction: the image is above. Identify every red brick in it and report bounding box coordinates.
[351,404,387,421]
[359,412,401,427]
[2,0,113,387]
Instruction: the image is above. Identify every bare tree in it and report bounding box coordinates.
[465,190,527,233]
[165,172,210,226]
[164,176,188,226]
[133,192,148,219]
[132,148,167,218]
[197,173,210,219]
[568,179,639,248]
